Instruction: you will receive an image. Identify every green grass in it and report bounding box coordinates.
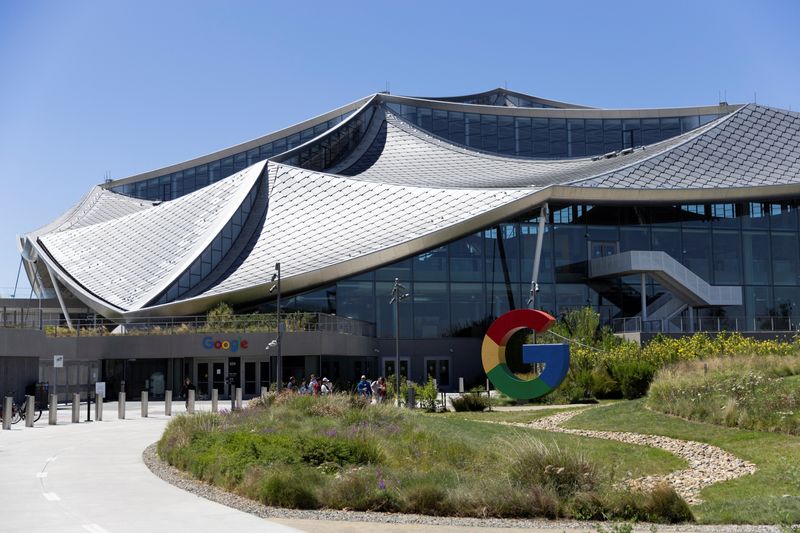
[564,400,800,524]
[158,393,693,521]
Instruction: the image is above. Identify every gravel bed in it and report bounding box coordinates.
[515,408,758,505]
[143,442,777,532]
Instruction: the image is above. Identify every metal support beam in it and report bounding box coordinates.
[44,264,73,330]
[528,203,548,309]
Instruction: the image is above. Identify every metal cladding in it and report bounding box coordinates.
[20,88,800,319]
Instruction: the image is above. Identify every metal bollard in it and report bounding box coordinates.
[2,397,11,430]
[118,392,126,420]
[211,389,218,413]
[458,377,464,393]
[235,387,242,410]
[407,387,416,409]
[96,394,104,421]
[49,394,57,425]
[141,391,148,418]
[72,393,80,423]
[187,389,195,414]
[26,395,35,427]
[260,385,269,397]
[164,390,172,416]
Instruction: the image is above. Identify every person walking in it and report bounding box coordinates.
[376,376,387,403]
[356,375,372,399]
[321,377,332,395]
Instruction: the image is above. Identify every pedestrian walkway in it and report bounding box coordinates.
[0,400,301,533]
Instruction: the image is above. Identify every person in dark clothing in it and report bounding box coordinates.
[180,377,196,407]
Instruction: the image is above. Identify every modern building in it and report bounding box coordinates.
[9,88,800,399]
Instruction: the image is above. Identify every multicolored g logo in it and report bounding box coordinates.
[481,309,570,400]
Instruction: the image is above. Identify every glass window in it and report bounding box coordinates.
[294,286,336,314]
[417,107,432,130]
[487,283,519,319]
[651,227,681,260]
[431,109,448,137]
[465,113,480,149]
[412,282,448,338]
[549,118,567,157]
[660,117,680,140]
[221,157,234,177]
[681,204,710,227]
[620,227,650,252]
[485,224,521,283]
[414,246,448,281]
[682,228,712,281]
[680,115,700,133]
[497,115,515,155]
[515,117,533,156]
[246,148,260,166]
[567,119,585,157]
[742,202,769,229]
[449,233,483,282]
[209,161,221,183]
[622,119,641,148]
[521,223,553,284]
[556,284,589,315]
[233,152,247,172]
[769,202,797,230]
[745,286,772,329]
[480,114,498,152]
[642,118,661,145]
[448,111,465,145]
[532,118,549,156]
[400,104,417,124]
[603,119,622,152]
[336,280,375,323]
[375,259,411,281]
[552,225,587,281]
[771,232,800,285]
[712,230,742,284]
[711,203,739,229]
[450,283,485,337]
[742,231,771,284]
[376,281,412,338]
[585,119,603,155]
[259,143,274,159]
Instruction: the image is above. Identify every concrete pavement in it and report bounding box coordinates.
[0,400,301,533]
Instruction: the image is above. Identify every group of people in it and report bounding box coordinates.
[286,374,333,395]
[356,375,387,402]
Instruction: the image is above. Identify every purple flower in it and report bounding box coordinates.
[323,428,338,438]
[376,469,386,490]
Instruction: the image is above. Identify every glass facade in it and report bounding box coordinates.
[272,199,800,338]
[385,102,722,159]
[110,110,355,201]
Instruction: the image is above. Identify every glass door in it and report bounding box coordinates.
[197,363,209,397]
[212,362,226,398]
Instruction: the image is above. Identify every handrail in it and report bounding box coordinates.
[0,312,375,338]
[612,315,798,334]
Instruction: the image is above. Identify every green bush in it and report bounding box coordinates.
[256,466,319,508]
[450,389,490,412]
[609,360,657,399]
[414,376,440,412]
[507,437,597,498]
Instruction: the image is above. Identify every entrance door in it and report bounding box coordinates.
[212,362,226,397]
[383,358,409,380]
[244,361,257,395]
[424,358,451,389]
[197,362,210,397]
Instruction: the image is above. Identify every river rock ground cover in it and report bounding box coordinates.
[157,392,692,522]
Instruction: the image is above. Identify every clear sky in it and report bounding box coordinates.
[1,0,799,296]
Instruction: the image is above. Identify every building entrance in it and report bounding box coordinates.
[196,360,226,399]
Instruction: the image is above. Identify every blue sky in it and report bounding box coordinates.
[1,0,798,296]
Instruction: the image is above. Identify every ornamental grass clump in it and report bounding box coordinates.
[158,392,693,522]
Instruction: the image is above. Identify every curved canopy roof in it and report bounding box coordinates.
[22,89,800,319]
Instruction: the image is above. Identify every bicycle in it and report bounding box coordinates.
[0,398,21,425]
[19,396,42,423]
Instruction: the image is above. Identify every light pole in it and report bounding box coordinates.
[269,262,282,390]
[389,278,409,407]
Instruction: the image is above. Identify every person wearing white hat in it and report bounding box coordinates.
[321,377,332,395]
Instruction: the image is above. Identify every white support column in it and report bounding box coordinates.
[640,273,648,324]
[528,203,549,309]
[44,264,73,330]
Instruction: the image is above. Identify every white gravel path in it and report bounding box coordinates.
[508,408,757,504]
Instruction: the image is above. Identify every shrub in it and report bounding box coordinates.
[450,389,490,412]
[506,436,597,498]
[402,483,454,515]
[320,470,399,512]
[609,360,657,399]
[256,466,319,508]
[206,302,235,330]
[643,484,694,523]
[414,376,440,412]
